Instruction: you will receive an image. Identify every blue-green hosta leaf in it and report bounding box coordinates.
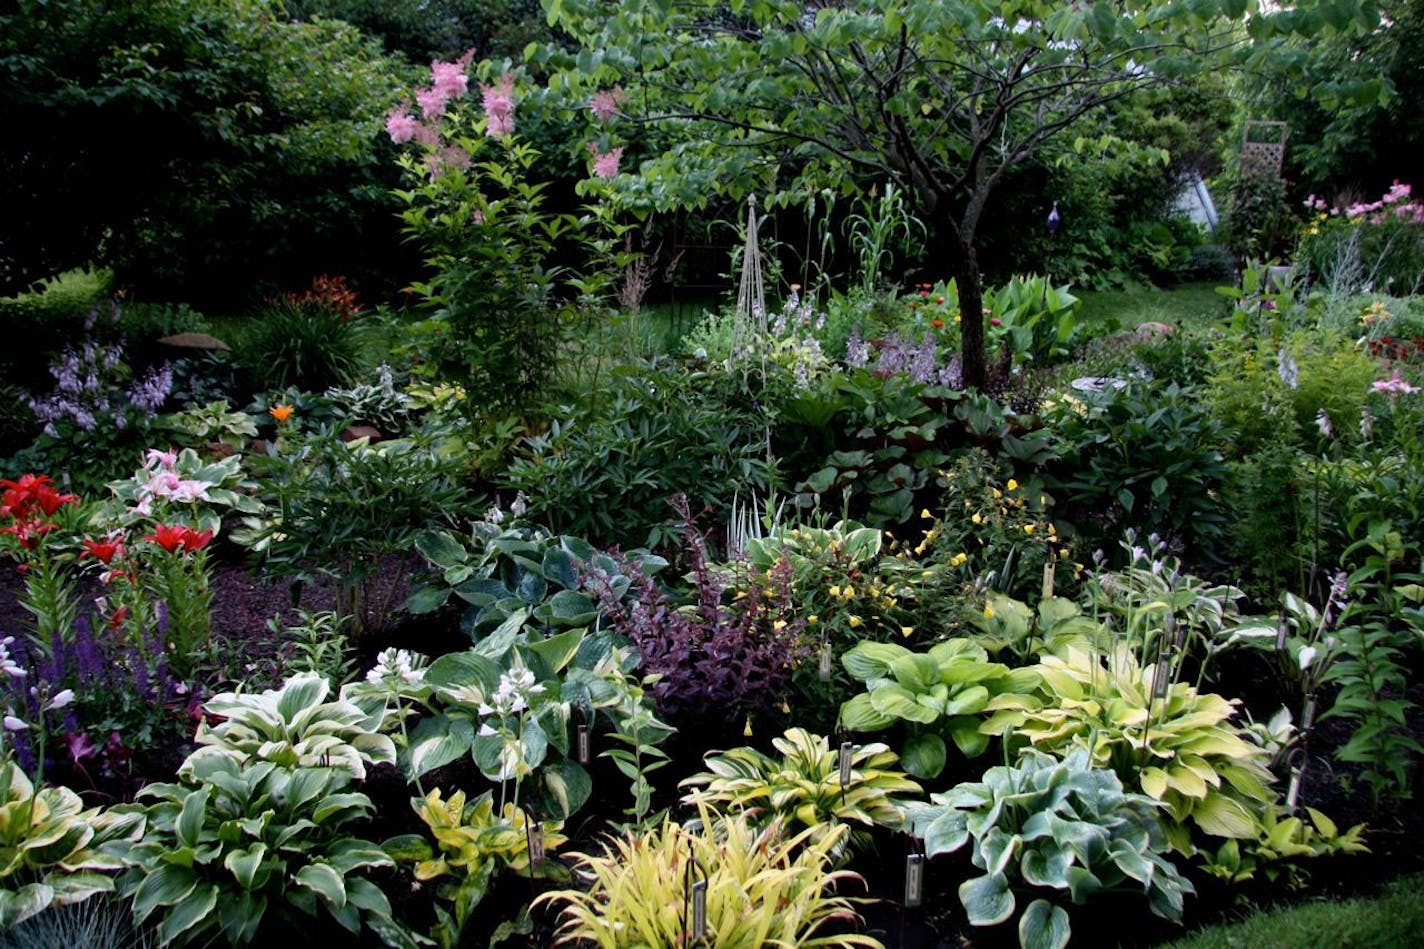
[901,733,947,779]
[917,806,969,857]
[540,758,593,819]
[426,652,500,696]
[1019,898,1072,949]
[978,828,1022,876]
[1021,845,1072,888]
[534,589,599,628]
[404,585,450,614]
[959,872,1015,926]
[1063,865,1103,903]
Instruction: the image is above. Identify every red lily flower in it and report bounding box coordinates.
[145,524,213,553]
[81,537,124,564]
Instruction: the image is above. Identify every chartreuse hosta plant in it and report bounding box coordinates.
[184,672,395,780]
[1203,804,1368,886]
[384,788,569,948]
[981,645,1276,853]
[0,760,143,928]
[343,611,673,822]
[113,755,417,947]
[679,727,921,861]
[536,801,882,948]
[906,748,1193,949]
[838,638,1040,779]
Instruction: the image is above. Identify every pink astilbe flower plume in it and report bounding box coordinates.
[482,74,516,137]
[590,86,627,121]
[588,142,624,179]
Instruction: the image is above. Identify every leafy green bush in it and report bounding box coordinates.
[1045,380,1228,554]
[906,747,1193,949]
[503,359,774,548]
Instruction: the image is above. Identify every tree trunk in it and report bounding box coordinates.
[951,242,987,391]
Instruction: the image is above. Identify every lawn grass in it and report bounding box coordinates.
[1074,280,1232,332]
[1164,873,1424,949]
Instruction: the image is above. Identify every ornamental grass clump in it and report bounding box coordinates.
[537,801,882,948]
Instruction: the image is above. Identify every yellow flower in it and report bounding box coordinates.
[828,585,841,599]
[773,619,787,631]
[269,403,294,423]
[901,626,915,638]
[1023,524,1035,535]
[983,603,995,619]
[950,552,968,567]
[920,508,933,519]
[848,615,862,628]
[842,585,855,600]
[779,700,790,714]
[1006,478,1019,491]
[971,512,982,525]
[807,615,819,625]
[743,717,754,737]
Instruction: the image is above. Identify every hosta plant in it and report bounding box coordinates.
[906,748,1193,949]
[838,638,1040,778]
[114,756,414,946]
[384,787,568,948]
[0,761,143,928]
[536,803,882,948]
[184,672,395,780]
[679,727,921,861]
[1202,804,1368,886]
[981,645,1276,852]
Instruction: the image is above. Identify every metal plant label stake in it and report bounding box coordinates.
[1042,558,1056,601]
[904,853,925,908]
[528,825,546,869]
[690,880,708,940]
[1276,613,1290,651]
[838,742,854,786]
[819,641,833,682]
[577,723,591,765]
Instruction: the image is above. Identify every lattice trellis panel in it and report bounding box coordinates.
[1241,120,1288,179]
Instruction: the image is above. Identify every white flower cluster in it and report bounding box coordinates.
[365,648,427,687]
[478,665,545,718]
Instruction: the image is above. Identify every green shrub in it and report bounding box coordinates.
[503,359,775,548]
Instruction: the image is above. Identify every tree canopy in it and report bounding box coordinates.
[541,0,1384,388]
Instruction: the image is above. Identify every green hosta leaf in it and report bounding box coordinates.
[1021,846,1072,887]
[842,641,912,681]
[526,625,585,671]
[416,530,468,570]
[175,787,210,850]
[158,883,219,946]
[426,652,500,696]
[1019,898,1072,949]
[942,685,991,716]
[542,547,579,589]
[901,733,947,779]
[0,883,53,929]
[535,589,599,628]
[407,715,475,779]
[382,834,435,862]
[218,891,267,945]
[919,807,969,857]
[224,843,268,890]
[838,693,895,732]
[1191,793,1259,839]
[276,674,331,722]
[295,862,347,909]
[870,684,939,724]
[889,653,940,693]
[405,585,449,614]
[131,863,200,924]
[960,872,1015,926]
[540,759,593,819]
